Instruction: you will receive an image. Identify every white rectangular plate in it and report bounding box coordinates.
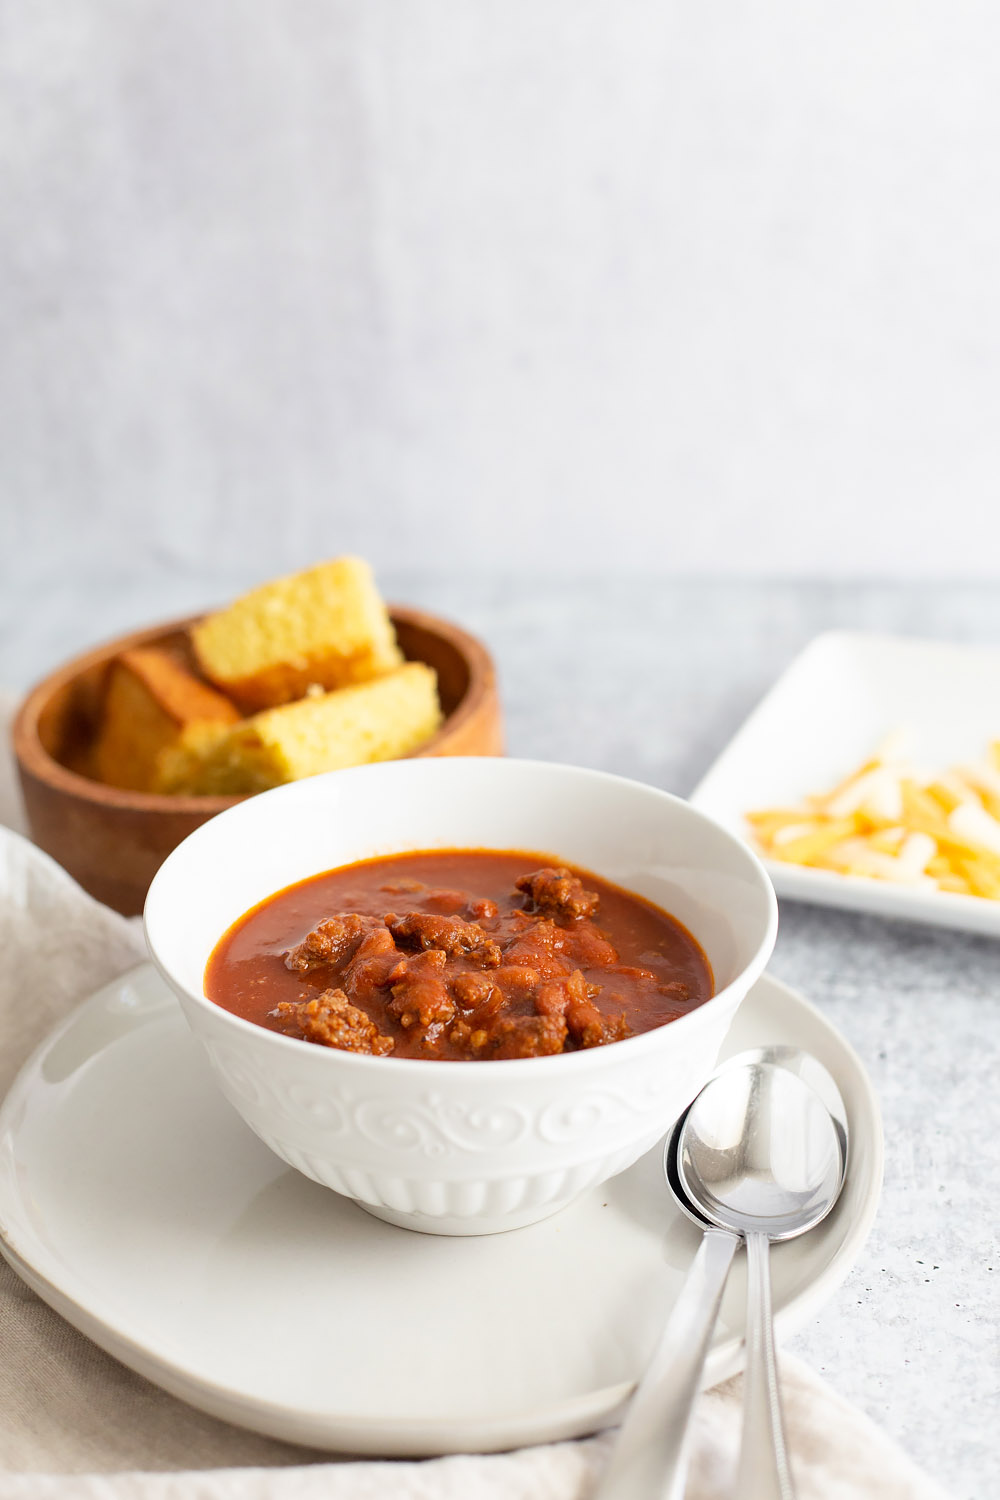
[690,630,1000,937]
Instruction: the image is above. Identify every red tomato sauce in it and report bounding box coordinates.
[205,849,713,1061]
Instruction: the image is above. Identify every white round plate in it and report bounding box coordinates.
[0,963,881,1456]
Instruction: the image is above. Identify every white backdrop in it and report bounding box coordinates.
[2,1,999,581]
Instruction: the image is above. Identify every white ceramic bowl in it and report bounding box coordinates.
[144,758,778,1236]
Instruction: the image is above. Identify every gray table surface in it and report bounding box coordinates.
[3,569,998,1499]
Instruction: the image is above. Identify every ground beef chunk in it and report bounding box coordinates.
[515,868,600,921]
[502,918,571,979]
[284,914,374,972]
[480,1014,569,1059]
[447,1019,474,1049]
[566,999,631,1049]
[491,965,542,999]
[468,896,499,922]
[386,911,502,968]
[340,927,400,1000]
[533,970,631,1047]
[270,989,394,1055]
[387,948,447,983]
[387,950,456,1028]
[451,971,504,1015]
[534,969,594,1017]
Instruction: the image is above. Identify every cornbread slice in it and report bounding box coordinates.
[191,557,403,712]
[93,648,241,793]
[158,662,442,796]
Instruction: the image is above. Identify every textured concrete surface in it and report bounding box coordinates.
[3,572,998,1496]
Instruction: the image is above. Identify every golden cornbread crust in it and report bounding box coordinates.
[117,648,241,727]
[93,647,240,793]
[191,557,403,712]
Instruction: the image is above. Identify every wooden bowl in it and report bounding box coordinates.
[12,607,503,916]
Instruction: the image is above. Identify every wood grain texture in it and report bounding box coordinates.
[11,607,503,915]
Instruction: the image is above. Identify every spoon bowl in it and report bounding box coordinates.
[678,1062,845,1239]
[718,1045,849,1164]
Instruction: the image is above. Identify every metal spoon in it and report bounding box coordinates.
[720,1045,849,1165]
[592,1051,847,1500]
[679,1059,847,1500]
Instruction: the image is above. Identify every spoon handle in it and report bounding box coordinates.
[591,1227,739,1500]
[737,1230,796,1500]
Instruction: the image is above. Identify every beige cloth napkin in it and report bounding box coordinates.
[0,707,948,1499]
